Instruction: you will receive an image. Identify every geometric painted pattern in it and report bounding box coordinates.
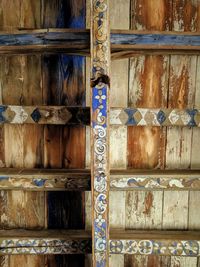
[110,239,200,256]
[111,108,200,127]
[1,236,200,257]
[0,106,199,127]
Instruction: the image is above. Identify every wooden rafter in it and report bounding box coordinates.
[0,106,199,127]
[1,230,200,257]
[91,0,110,266]
[1,29,200,56]
[0,169,200,191]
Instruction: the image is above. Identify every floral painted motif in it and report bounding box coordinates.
[109,240,200,256]
[91,0,110,266]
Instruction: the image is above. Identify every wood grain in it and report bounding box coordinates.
[126,0,171,266]
[0,1,45,266]
[42,0,86,266]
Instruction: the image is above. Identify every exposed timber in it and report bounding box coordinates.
[0,105,199,127]
[0,169,200,191]
[0,29,200,56]
[1,229,200,257]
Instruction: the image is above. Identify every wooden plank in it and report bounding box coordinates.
[91,0,110,265]
[171,257,198,267]
[125,191,162,230]
[163,191,189,230]
[126,1,171,266]
[164,3,200,265]
[42,0,86,266]
[124,255,171,267]
[0,1,45,267]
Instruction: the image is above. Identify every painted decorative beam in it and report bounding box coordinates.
[0,168,90,191]
[0,105,199,127]
[0,106,90,125]
[0,169,200,191]
[110,169,200,190]
[0,230,91,255]
[91,0,110,266]
[1,229,200,257]
[1,29,200,55]
[111,108,200,127]
[110,230,200,257]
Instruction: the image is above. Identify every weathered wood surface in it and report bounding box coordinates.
[1,169,200,191]
[1,229,200,257]
[0,106,199,127]
[2,29,200,55]
[42,0,86,266]
[0,230,91,255]
[90,0,110,265]
[110,230,200,256]
[0,106,89,125]
[0,1,45,267]
[111,108,200,126]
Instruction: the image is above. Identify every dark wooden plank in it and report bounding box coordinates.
[42,0,86,266]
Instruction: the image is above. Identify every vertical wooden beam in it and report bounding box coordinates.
[91,0,110,266]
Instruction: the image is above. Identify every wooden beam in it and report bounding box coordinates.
[110,169,200,190]
[1,29,200,56]
[0,230,91,255]
[111,108,200,127]
[0,106,199,127]
[110,230,200,256]
[0,168,90,191]
[91,0,110,266]
[1,229,200,257]
[0,169,200,191]
[0,106,90,125]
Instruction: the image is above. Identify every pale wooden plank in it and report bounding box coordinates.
[189,191,200,230]
[110,255,124,267]
[124,255,171,267]
[110,192,126,229]
[166,55,197,169]
[163,191,188,230]
[171,257,198,267]
[125,191,163,230]
[109,2,129,266]
[110,126,127,169]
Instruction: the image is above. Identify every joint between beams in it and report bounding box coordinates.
[91,74,110,88]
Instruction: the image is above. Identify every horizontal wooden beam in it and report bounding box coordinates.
[1,229,200,257]
[0,105,199,127]
[0,168,90,191]
[110,230,200,256]
[0,169,200,191]
[0,230,91,255]
[0,106,90,125]
[1,29,200,56]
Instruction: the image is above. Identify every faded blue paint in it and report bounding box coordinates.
[31,108,41,123]
[187,109,198,127]
[157,110,166,125]
[0,176,8,181]
[33,179,46,187]
[1,32,200,48]
[92,86,107,128]
[111,33,200,46]
[0,106,7,122]
[124,108,137,125]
